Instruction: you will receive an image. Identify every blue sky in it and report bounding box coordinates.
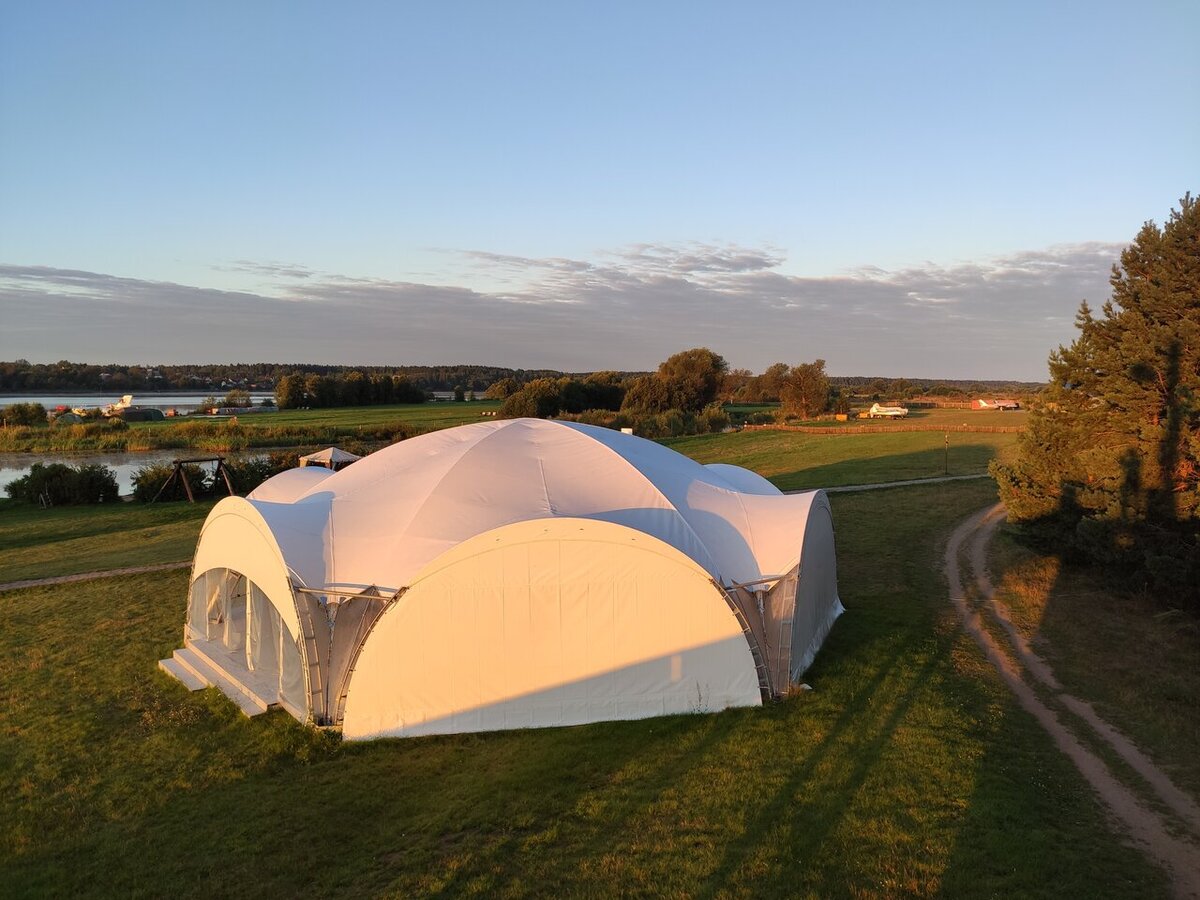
[1,1,1196,379]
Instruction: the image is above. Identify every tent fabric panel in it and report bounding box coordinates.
[246,466,334,503]
[191,498,303,641]
[247,582,279,675]
[341,519,761,741]
[789,498,844,681]
[702,463,782,496]
[271,419,773,589]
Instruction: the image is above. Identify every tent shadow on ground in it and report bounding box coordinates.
[765,442,1004,491]
[695,636,936,896]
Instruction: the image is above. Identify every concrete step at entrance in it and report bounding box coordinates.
[158,654,207,691]
[170,647,211,686]
[176,645,271,717]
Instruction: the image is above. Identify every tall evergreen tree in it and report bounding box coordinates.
[992,194,1199,605]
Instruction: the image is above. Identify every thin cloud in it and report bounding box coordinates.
[214,260,316,279]
[0,241,1122,379]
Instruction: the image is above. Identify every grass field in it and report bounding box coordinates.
[0,477,1171,898]
[4,425,1193,897]
[0,500,215,583]
[665,429,1020,490]
[157,401,503,431]
[0,402,1022,454]
[726,405,1027,430]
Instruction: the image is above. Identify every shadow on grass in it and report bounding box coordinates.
[773,443,1005,491]
[696,638,937,896]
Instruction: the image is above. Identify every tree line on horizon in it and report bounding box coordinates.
[0,356,1044,402]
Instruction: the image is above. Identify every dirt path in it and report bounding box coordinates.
[0,561,189,593]
[946,505,1200,898]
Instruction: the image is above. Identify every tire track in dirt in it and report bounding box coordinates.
[946,505,1200,899]
[968,508,1200,836]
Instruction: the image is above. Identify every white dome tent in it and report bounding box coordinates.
[159,418,843,740]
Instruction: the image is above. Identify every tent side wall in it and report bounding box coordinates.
[788,493,844,681]
[341,518,763,741]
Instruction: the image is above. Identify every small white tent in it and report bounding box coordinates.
[160,419,843,739]
[298,447,361,470]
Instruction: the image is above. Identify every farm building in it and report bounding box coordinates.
[160,418,843,740]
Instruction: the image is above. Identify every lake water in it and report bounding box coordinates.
[0,392,276,414]
[0,449,275,497]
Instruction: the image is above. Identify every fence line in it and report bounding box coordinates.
[742,423,1024,435]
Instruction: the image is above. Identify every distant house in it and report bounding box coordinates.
[972,398,1020,410]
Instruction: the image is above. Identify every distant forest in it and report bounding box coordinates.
[0,359,1045,398]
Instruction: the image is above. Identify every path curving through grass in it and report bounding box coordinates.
[946,505,1200,899]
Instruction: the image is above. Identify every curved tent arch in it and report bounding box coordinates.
[342,517,763,740]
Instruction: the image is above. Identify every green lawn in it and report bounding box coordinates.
[665,429,1020,490]
[0,480,1167,897]
[150,400,502,431]
[0,500,215,583]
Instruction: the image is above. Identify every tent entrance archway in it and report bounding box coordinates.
[186,568,307,717]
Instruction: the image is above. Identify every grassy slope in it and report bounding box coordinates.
[0,500,215,582]
[987,526,1200,802]
[665,430,1020,490]
[0,480,1165,898]
[771,408,1029,430]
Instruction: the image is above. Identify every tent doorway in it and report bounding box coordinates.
[185,568,307,717]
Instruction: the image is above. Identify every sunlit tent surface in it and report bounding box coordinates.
[159,418,843,739]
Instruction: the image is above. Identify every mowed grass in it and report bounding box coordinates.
[122,400,502,436]
[665,429,1020,490]
[987,526,1200,802]
[0,479,1166,898]
[173,400,502,431]
[0,500,215,583]
[782,408,1028,430]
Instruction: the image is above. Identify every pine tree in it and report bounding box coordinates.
[992,194,1200,605]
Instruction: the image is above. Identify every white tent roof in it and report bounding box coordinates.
[243,418,820,593]
[246,465,334,503]
[298,447,362,466]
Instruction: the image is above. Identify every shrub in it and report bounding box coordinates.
[5,462,119,505]
[2,402,49,427]
[696,404,731,434]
